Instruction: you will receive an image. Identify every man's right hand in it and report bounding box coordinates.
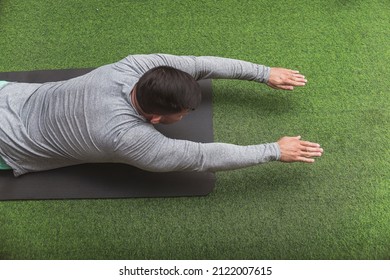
[277,136,323,163]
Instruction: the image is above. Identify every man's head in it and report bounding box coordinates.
[135,66,201,124]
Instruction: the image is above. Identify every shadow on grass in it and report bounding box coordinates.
[215,162,316,197]
[213,85,300,116]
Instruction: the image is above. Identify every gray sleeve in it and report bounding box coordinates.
[117,53,271,83]
[113,125,280,172]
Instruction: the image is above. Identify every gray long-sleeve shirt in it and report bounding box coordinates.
[0,54,280,177]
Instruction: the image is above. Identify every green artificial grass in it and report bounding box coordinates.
[0,0,389,259]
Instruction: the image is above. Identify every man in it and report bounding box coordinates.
[0,54,323,177]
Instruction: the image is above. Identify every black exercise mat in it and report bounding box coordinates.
[0,69,215,200]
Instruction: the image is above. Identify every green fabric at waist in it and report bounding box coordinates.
[0,80,8,89]
[0,156,12,170]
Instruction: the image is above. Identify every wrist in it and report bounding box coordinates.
[258,65,271,83]
[272,142,281,161]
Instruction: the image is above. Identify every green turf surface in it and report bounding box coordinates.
[0,0,389,259]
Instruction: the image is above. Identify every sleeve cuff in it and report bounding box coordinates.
[257,65,271,83]
[271,142,281,161]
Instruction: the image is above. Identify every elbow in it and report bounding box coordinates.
[132,156,208,173]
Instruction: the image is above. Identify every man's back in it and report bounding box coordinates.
[0,63,144,176]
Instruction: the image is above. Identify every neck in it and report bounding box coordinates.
[131,87,152,120]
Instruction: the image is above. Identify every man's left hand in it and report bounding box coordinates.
[267,68,307,90]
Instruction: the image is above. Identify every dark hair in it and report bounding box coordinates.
[136,66,202,115]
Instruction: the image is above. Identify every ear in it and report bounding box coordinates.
[149,115,162,124]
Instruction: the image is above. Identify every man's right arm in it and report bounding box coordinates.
[112,125,323,173]
[112,124,280,173]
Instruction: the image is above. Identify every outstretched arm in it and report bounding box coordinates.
[117,54,306,90]
[113,125,323,173]
[118,53,269,82]
[113,124,281,173]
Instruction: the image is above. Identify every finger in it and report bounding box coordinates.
[301,151,323,158]
[276,84,294,90]
[287,76,305,81]
[267,83,294,90]
[286,78,307,86]
[266,83,279,90]
[300,141,321,148]
[297,156,315,163]
[287,73,307,85]
[289,70,308,81]
[292,73,306,79]
[292,76,307,83]
[302,146,324,153]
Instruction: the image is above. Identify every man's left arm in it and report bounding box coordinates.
[117,54,307,90]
